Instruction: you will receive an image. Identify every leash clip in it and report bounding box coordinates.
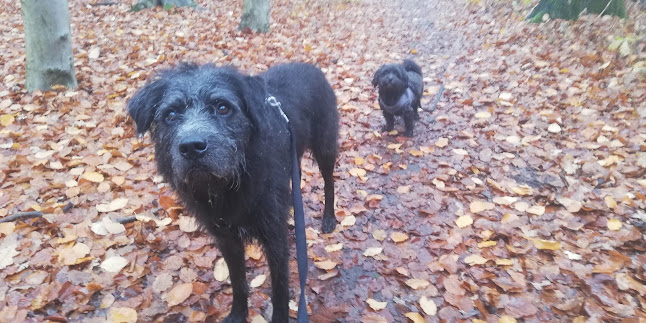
[266,95,289,123]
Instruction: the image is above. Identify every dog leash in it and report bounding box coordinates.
[266,95,309,323]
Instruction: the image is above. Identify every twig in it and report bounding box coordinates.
[598,0,614,18]
[115,216,137,224]
[88,1,119,6]
[0,211,44,223]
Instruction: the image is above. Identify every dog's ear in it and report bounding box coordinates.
[127,78,167,135]
[372,66,386,88]
[241,75,272,131]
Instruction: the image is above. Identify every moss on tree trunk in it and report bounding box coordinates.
[527,0,627,23]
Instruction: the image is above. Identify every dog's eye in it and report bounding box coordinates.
[165,110,178,122]
[215,104,231,115]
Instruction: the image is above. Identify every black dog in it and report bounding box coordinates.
[127,62,339,322]
[372,59,423,137]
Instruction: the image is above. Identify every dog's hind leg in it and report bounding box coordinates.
[312,133,338,234]
[259,223,290,322]
[403,111,416,137]
[215,235,249,323]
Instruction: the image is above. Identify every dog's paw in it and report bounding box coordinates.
[321,216,336,234]
[381,124,394,132]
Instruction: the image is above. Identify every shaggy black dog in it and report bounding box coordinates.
[372,59,423,137]
[127,62,339,322]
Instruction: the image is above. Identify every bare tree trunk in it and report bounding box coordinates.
[239,0,270,33]
[21,0,77,92]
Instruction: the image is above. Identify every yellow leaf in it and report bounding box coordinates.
[470,201,495,213]
[475,111,491,119]
[83,171,105,183]
[0,114,15,127]
[0,223,15,235]
[107,307,137,323]
[165,283,193,307]
[341,215,356,227]
[314,260,337,270]
[510,185,533,195]
[607,219,622,231]
[526,205,545,216]
[250,315,268,323]
[453,148,469,156]
[493,196,518,205]
[477,241,497,248]
[598,155,623,167]
[455,215,473,228]
[499,315,517,323]
[495,258,514,266]
[604,196,617,209]
[245,244,263,260]
[405,278,430,290]
[390,232,409,243]
[366,298,387,311]
[473,320,488,323]
[354,156,365,165]
[100,256,128,273]
[363,247,383,257]
[213,258,229,281]
[387,143,402,150]
[409,150,424,157]
[59,243,90,266]
[419,296,437,316]
[404,312,425,323]
[250,274,266,288]
[435,137,449,148]
[349,168,367,178]
[397,185,411,194]
[637,179,646,188]
[410,49,418,55]
[96,198,128,213]
[532,239,561,250]
[464,254,488,265]
[432,178,445,188]
[324,243,343,253]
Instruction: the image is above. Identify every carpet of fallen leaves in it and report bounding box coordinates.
[0,0,645,321]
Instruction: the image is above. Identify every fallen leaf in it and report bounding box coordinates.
[83,171,105,183]
[455,215,473,228]
[390,232,409,243]
[0,234,19,270]
[526,205,545,216]
[604,196,617,209]
[363,247,383,257]
[366,298,387,311]
[547,123,561,133]
[107,307,137,323]
[532,239,561,250]
[397,185,411,194]
[510,185,533,195]
[493,196,518,205]
[324,243,343,253]
[499,315,517,323]
[404,312,425,323]
[475,111,491,119]
[178,215,199,232]
[419,296,437,316]
[607,219,622,231]
[213,258,229,281]
[470,200,495,213]
[250,274,266,288]
[495,258,514,266]
[59,242,90,265]
[341,215,356,227]
[314,260,337,270]
[165,283,193,307]
[435,137,449,148]
[478,241,497,248]
[100,256,128,272]
[464,254,488,265]
[372,229,387,241]
[0,114,15,127]
[405,279,430,290]
[96,198,128,213]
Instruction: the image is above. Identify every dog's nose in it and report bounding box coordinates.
[179,137,208,159]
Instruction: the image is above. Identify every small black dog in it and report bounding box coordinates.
[372,59,423,137]
[127,62,339,322]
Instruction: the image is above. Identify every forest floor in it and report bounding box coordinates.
[0,0,645,322]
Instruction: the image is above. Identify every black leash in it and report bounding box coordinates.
[267,96,309,322]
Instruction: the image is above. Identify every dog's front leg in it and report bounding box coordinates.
[216,234,249,323]
[260,224,290,322]
[381,110,395,132]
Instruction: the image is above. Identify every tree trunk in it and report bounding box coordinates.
[239,0,270,33]
[21,0,77,92]
[527,0,627,23]
[131,0,196,12]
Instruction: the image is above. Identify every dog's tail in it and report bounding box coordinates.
[403,59,422,76]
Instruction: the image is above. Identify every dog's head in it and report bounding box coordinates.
[127,63,269,193]
[372,64,409,99]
